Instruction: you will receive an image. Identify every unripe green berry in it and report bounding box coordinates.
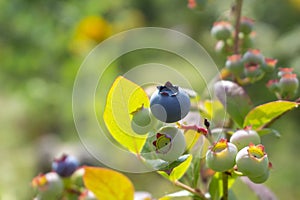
[70,167,85,188]
[241,35,254,51]
[248,169,270,184]
[244,63,264,81]
[236,144,269,177]
[206,139,238,172]
[278,73,299,99]
[243,49,264,64]
[240,17,254,35]
[266,80,280,93]
[230,128,261,150]
[261,58,277,72]
[225,54,244,75]
[211,21,233,41]
[152,126,186,162]
[131,106,158,135]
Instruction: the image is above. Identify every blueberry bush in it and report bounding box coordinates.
[29,0,300,200]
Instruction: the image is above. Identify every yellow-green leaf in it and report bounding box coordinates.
[243,100,298,130]
[169,154,192,181]
[83,166,134,200]
[103,76,149,153]
[157,155,193,182]
[184,130,200,151]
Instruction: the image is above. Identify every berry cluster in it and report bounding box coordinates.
[225,49,278,83]
[132,81,272,183]
[211,16,299,99]
[32,154,97,200]
[212,17,255,55]
[206,127,271,183]
[267,68,299,99]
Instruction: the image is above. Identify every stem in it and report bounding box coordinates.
[233,0,243,54]
[222,172,229,200]
[174,181,208,200]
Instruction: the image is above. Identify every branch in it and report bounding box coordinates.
[233,0,243,54]
[174,180,208,200]
[222,172,229,200]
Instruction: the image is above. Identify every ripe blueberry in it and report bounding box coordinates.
[150,82,191,123]
[52,154,79,177]
[152,126,186,162]
[206,139,238,172]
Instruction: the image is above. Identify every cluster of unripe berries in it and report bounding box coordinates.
[267,67,299,99]
[206,128,271,183]
[212,17,255,54]
[132,82,272,183]
[212,17,299,99]
[225,49,278,82]
[31,154,97,200]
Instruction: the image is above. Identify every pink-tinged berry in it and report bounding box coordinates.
[79,190,97,200]
[225,54,244,75]
[52,154,79,177]
[261,58,277,72]
[206,139,238,172]
[266,79,280,93]
[215,40,227,54]
[236,144,269,178]
[152,126,186,162]
[278,73,299,98]
[240,17,254,35]
[278,67,294,77]
[230,127,261,150]
[211,21,233,41]
[242,49,264,64]
[32,172,63,199]
[187,0,197,9]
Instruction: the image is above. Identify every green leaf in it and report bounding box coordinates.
[103,76,149,153]
[214,81,252,128]
[169,155,193,182]
[243,100,298,130]
[208,172,237,200]
[83,166,134,200]
[157,154,193,182]
[257,128,281,138]
[144,159,169,170]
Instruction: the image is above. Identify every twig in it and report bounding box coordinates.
[174,180,208,200]
[233,0,243,54]
[222,172,229,200]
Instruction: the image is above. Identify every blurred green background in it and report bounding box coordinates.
[1,0,300,199]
